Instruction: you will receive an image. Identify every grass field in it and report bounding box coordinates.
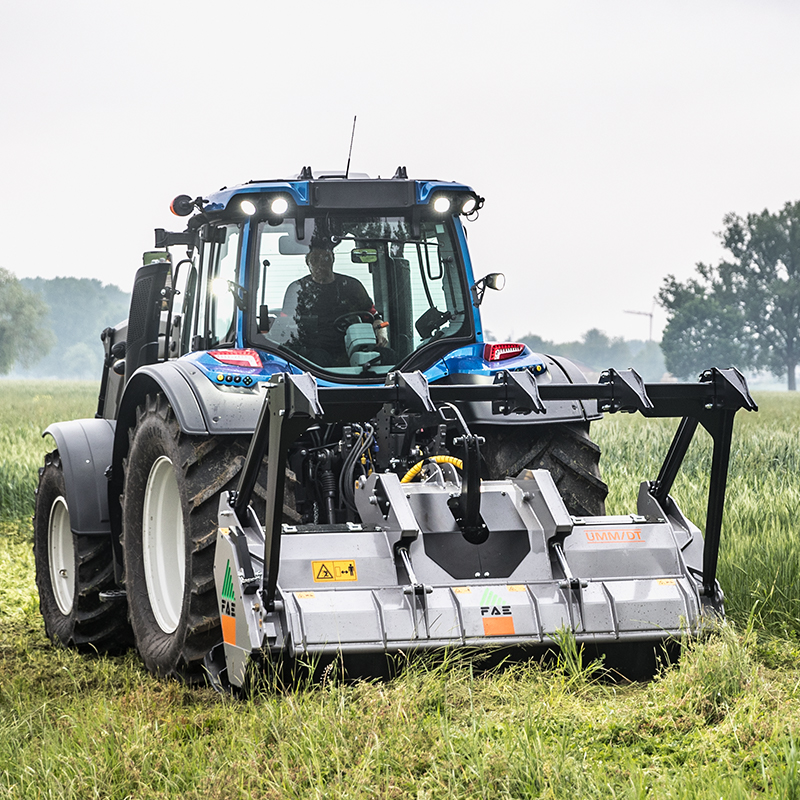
[1,381,800,798]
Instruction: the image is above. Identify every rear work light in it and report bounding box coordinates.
[208,349,263,369]
[483,343,527,362]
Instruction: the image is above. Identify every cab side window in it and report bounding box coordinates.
[208,226,240,346]
[181,224,241,352]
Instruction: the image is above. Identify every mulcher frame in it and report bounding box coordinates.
[216,366,755,680]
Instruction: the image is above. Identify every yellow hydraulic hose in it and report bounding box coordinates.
[400,455,464,483]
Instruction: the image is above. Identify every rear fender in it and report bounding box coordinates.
[118,361,268,438]
[43,419,116,535]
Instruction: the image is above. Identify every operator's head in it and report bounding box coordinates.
[306,232,336,283]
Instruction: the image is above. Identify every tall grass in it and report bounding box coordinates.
[594,391,800,637]
[0,381,98,521]
[2,384,800,798]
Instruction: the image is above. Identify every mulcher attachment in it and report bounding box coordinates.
[213,368,756,687]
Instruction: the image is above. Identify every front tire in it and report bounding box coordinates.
[33,450,131,652]
[122,394,251,681]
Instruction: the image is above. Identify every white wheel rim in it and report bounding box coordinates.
[142,456,185,634]
[48,496,74,615]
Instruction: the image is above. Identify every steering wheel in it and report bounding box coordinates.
[333,310,376,333]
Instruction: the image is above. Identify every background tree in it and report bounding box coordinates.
[0,268,53,374]
[658,265,755,380]
[659,201,800,389]
[13,278,130,380]
[720,201,800,390]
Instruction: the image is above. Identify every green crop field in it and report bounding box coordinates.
[1,381,800,798]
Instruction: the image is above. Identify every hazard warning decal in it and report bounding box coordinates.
[312,560,358,583]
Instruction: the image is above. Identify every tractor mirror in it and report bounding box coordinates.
[351,248,378,264]
[278,235,310,255]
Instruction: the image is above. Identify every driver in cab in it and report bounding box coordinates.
[278,236,388,365]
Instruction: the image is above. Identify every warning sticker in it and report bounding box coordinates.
[221,614,236,645]
[657,579,676,586]
[312,560,358,583]
[483,616,516,636]
[453,586,472,595]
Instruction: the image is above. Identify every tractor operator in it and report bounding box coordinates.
[278,238,389,366]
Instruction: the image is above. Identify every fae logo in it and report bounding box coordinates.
[585,528,645,544]
[220,560,236,645]
[480,589,515,636]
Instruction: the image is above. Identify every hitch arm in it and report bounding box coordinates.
[232,373,321,610]
[440,403,489,544]
[645,368,757,602]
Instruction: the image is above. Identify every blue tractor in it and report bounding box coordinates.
[34,167,755,684]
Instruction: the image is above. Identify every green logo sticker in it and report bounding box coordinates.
[221,560,236,602]
[480,588,505,608]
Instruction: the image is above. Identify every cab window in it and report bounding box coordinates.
[179,224,241,352]
[248,216,470,376]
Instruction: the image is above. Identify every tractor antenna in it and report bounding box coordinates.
[345,115,357,179]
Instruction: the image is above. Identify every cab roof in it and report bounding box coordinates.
[202,168,477,214]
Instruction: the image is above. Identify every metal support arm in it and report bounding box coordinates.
[225,367,756,611]
[232,373,322,610]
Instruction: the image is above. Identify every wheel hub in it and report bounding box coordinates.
[142,456,185,633]
[48,496,74,615]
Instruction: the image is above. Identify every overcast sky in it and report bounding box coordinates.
[3,0,799,343]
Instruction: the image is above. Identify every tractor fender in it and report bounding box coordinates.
[544,353,602,422]
[118,362,209,437]
[118,361,266,437]
[108,362,268,539]
[43,418,116,535]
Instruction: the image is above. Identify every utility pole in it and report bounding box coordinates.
[624,308,654,342]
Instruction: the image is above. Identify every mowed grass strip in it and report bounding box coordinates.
[1,382,800,798]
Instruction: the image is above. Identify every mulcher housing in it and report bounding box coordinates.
[34,167,756,684]
[212,367,755,686]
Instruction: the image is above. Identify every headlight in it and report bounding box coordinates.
[433,196,451,213]
[461,196,477,214]
[270,197,289,215]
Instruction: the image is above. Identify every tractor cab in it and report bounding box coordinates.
[156,171,523,386]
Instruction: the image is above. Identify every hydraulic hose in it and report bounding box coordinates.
[400,455,463,483]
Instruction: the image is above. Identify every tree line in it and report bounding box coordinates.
[0,273,129,380]
[517,330,666,381]
[2,201,799,388]
[659,201,800,390]
[517,201,800,390]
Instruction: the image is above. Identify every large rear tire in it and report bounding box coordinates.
[479,422,608,516]
[33,450,132,652]
[122,394,252,681]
